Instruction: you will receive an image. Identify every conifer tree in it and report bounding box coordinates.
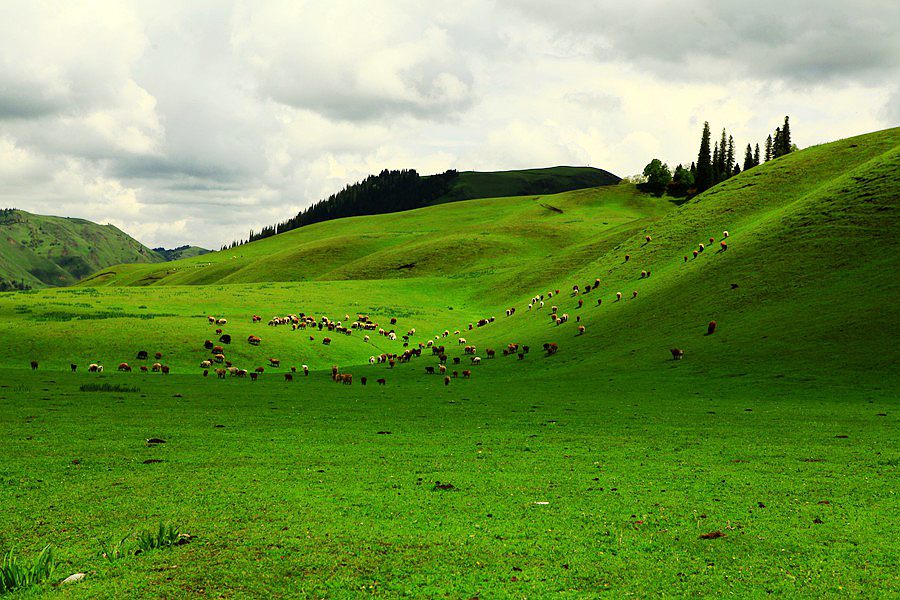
[773,127,783,158]
[712,142,720,183]
[726,135,735,178]
[717,129,728,179]
[754,143,761,166]
[765,135,773,162]
[743,144,754,171]
[696,122,713,191]
[780,116,792,156]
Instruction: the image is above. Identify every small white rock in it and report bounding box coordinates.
[61,573,86,584]
[534,501,550,505]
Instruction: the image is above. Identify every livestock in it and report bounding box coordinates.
[670,348,684,360]
[255,366,265,374]
[453,357,460,365]
[30,360,38,370]
[219,334,231,344]
[723,230,729,238]
[645,235,652,242]
[425,366,435,375]
[471,356,481,365]
[161,365,170,375]
[204,340,214,350]
[462,370,471,378]
[213,353,225,363]
[284,373,293,382]
[720,241,727,251]
[597,298,603,306]
[625,254,630,262]
[616,292,622,301]
[578,325,586,334]
[152,362,162,372]
[699,243,705,252]
[155,352,163,359]
[546,343,559,355]
[458,337,466,345]
[486,349,496,359]
[118,362,132,372]
[250,372,258,381]
[332,365,339,378]
[517,353,525,360]
[377,378,386,386]
[70,363,77,373]
[684,255,689,262]
[452,371,458,378]
[641,270,647,278]
[323,337,332,345]
[303,365,309,376]
[390,317,397,325]
[364,335,370,343]
[438,354,448,364]
[208,316,216,324]
[389,359,396,368]
[709,237,715,244]
[216,368,227,379]
[203,370,209,377]
[577,299,583,308]
[360,377,367,386]
[216,329,222,335]
[291,366,297,372]
[523,345,529,354]
[444,376,451,386]
[439,365,446,375]
[140,366,148,372]
[212,345,224,355]
[464,345,477,355]
[216,318,227,325]
[693,250,699,258]
[136,350,149,360]
[369,356,377,365]
[248,335,261,346]
[707,321,717,335]
[269,358,281,367]
[632,290,638,299]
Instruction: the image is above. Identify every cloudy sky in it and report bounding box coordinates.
[1,1,897,249]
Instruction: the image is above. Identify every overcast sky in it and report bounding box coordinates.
[1,1,897,249]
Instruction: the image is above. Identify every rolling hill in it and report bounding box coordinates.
[0,209,166,288]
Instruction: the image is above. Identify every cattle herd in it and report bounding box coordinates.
[31,230,731,383]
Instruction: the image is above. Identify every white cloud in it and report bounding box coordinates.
[0,0,896,249]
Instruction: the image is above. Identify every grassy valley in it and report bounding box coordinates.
[0,129,897,597]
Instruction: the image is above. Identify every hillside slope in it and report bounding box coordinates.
[0,209,165,288]
[429,166,620,205]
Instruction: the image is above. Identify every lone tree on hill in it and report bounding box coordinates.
[642,159,672,192]
[765,134,773,162]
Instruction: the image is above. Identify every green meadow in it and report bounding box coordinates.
[0,128,897,597]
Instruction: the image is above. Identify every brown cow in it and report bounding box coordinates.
[255,366,265,374]
[154,352,162,359]
[670,348,685,360]
[161,365,170,375]
[323,337,332,345]
[140,366,149,372]
[151,362,162,372]
[462,370,471,378]
[707,321,717,335]
[118,362,132,372]
[376,378,386,385]
[444,376,451,386]
[284,373,293,382]
[269,358,280,367]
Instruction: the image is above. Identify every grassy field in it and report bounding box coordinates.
[0,128,898,597]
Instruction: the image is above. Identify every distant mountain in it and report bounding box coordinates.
[428,166,621,205]
[0,209,166,289]
[152,245,211,261]
[234,166,620,245]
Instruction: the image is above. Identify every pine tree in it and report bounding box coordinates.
[780,116,792,156]
[773,127,783,158]
[733,163,741,176]
[765,135,773,162]
[696,122,713,191]
[717,129,728,180]
[712,142,720,183]
[726,135,735,178]
[743,144,754,171]
[753,143,760,166]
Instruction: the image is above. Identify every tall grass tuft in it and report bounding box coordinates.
[98,535,131,563]
[80,383,140,393]
[0,546,55,594]
[135,523,185,555]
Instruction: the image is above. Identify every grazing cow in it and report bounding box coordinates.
[323,337,332,345]
[208,316,216,324]
[471,356,481,365]
[152,363,162,372]
[250,372,258,381]
[369,356,377,365]
[517,353,525,360]
[364,335,370,343]
[709,237,715,244]
[340,374,353,385]
[616,292,622,301]
[303,365,309,376]
[30,360,38,371]
[140,366,148,372]
[360,376,367,386]
[641,270,647,278]
[377,378,386,386]
[161,365,170,375]
[625,254,630,262]
[699,243,705,252]
[486,349,495,359]
[632,291,638,299]
[269,358,280,367]
[200,360,212,369]
[577,299,583,308]
[707,321,717,335]
[684,255,689,262]
[693,250,699,258]
[219,334,231,344]
[248,335,261,346]
[546,343,559,355]
[462,370,472,378]
[212,345,224,355]
[70,363,77,373]
[444,376,451,386]
[439,365,446,375]
[597,298,603,306]
[578,325,585,334]
[458,337,466,345]
[390,317,397,325]
[118,362,131,372]
[255,366,265,374]
[216,318,227,326]
[284,373,293,382]
[136,350,149,360]
[523,345,530,354]
[389,359,396,368]
[213,354,225,363]
[452,371,458,378]
[670,348,685,360]
[216,368,227,379]
[216,329,222,335]
[723,230,729,238]
[453,357,461,365]
[154,352,162,359]
[425,366,435,375]
[203,370,209,377]
[646,235,652,242]
[720,241,727,251]
[204,340,214,350]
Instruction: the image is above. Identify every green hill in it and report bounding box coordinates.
[0,209,166,288]
[429,165,620,204]
[152,245,211,261]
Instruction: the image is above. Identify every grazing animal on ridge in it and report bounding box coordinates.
[30,360,38,370]
[670,348,684,360]
[707,321,717,335]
